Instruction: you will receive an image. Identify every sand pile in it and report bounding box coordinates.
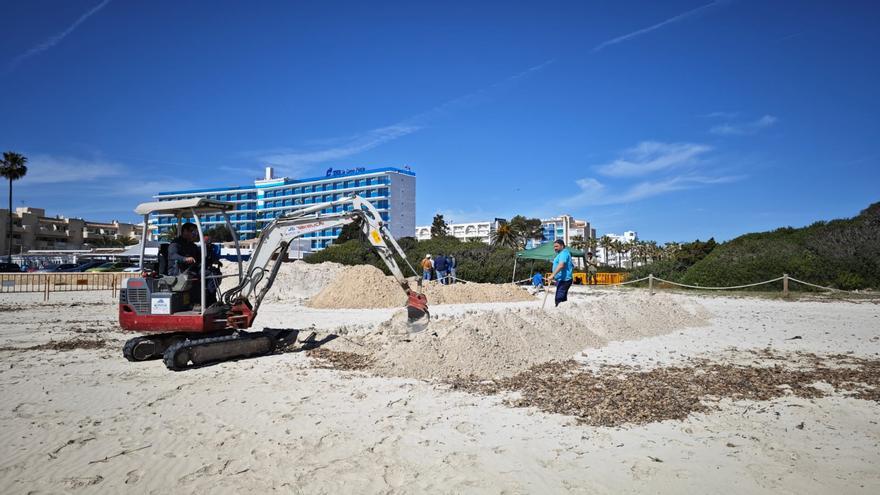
[423,281,534,305]
[220,261,344,302]
[307,264,534,309]
[329,292,710,380]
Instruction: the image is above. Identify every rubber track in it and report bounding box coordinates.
[123,336,151,362]
[162,333,274,371]
[124,334,190,362]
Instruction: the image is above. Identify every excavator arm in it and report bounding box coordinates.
[221,195,428,328]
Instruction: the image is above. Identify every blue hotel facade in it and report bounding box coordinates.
[152,166,416,251]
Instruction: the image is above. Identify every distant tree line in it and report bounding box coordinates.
[306,205,880,290]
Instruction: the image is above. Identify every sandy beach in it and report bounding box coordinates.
[1,275,879,493]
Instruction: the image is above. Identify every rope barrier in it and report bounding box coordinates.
[603,276,651,287]
[652,276,785,291]
[787,277,845,293]
[423,272,861,295]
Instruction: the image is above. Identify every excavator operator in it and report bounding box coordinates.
[168,222,204,306]
[168,222,200,276]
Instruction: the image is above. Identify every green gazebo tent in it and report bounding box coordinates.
[512,243,585,282]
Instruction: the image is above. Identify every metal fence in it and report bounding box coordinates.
[0,272,139,301]
[543,272,629,285]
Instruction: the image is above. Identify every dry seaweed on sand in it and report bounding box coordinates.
[0,338,109,352]
[449,351,880,427]
[308,348,374,370]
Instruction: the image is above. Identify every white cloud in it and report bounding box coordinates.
[250,59,555,176]
[6,0,113,73]
[593,1,727,52]
[111,179,197,198]
[560,174,743,208]
[18,154,125,184]
[595,141,712,177]
[704,111,739,119]
[710,115,778,136]
[256,124,421,174]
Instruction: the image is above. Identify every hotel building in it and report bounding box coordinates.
[151,166,416,251]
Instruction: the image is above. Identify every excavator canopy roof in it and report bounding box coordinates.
[134,198,235,216]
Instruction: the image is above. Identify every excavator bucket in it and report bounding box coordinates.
[406,291,430,328]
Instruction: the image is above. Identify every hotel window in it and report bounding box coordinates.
[304,186,312,193]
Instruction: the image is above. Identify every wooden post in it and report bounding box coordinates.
[649,274,654,295]
[44,275,49,302]
[112,274,117,299]
[782,273,789,297]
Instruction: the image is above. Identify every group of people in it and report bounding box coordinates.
[420,253,457,284]
[530,240,601,306]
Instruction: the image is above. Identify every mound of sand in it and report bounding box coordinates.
[220,260,344,302]
[307,264,534,309]
[330,292,709,380]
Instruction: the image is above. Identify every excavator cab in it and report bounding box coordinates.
[119,198,244,335]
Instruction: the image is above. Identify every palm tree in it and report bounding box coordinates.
[663,241,681,261]
[160,224,179,241]
[1,152,28,262]
[646,240,659,263]
[629,241,642,268]
[598,235,612,267]
[587,237,598,257]
[569,234,585,251]
[621,241,632,268]
[118,235,140,246]
[611,240,623,268]
[490,222,521,249]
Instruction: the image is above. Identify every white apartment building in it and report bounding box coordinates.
[596,231,638,266]
[416,215,593,247]
[415,221,495,243]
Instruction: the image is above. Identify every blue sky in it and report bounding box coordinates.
[1,0,878,242]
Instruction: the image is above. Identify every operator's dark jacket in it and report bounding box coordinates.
[168,236,200,276]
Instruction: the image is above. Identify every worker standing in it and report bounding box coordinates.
[421,254,433,281]
[448,254,457,284]
[586,251,598,285]
[549,239,574,306]
[434,253,448,285]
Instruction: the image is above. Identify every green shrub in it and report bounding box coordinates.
[304,236,548,284]
[679,202,880,290]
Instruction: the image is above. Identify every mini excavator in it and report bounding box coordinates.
[119,195,429,371]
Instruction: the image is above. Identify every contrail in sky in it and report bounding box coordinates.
[6,0,113,73]
[593,0,727,52]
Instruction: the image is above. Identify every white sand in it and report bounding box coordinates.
[327,291,710,380]
[1,288,879,493]
[307,264,533,309]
